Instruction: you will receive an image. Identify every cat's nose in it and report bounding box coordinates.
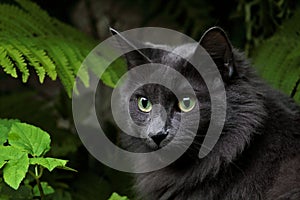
[150,131,168,146]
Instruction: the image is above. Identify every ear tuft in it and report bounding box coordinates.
[109,27,152,69]
[200,27,236,81]
[109,27,118,36]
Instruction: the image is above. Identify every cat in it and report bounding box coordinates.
[111,27,300,200]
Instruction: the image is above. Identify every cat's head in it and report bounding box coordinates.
[113,27,266,171]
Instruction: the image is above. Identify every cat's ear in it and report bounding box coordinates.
[199,27,236,81]
[109,27,152,69]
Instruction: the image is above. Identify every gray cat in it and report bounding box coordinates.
[112,27,300,200]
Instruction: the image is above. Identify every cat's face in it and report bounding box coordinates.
[112,26,266,178]
[126,54,210,150]
[115,27,235,154]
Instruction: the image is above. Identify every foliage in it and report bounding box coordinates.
[108,192,129,200]
[0,119,75,199]
[0,90,82,156]
[236,0,295,55]
[0,88,133,200]
[33,182,55,196]
[0,0,96,97]
[252,9,300,102]
[0,0,128,97]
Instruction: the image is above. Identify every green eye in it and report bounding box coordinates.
[178,97,196,112]
[137,97,152,112]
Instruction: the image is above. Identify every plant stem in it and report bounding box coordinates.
[36,176,45,200]
[29,166,45,200]
[35,165,39,177]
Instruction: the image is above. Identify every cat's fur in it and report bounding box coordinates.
[114,27,300,200]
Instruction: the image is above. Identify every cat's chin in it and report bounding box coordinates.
[144,138,162,150]
[144,138,171,150]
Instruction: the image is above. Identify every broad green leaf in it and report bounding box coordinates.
[33,182,55,196]
[0,146,25,160]
[0,146,24,169]
[108,192,129,200]
[3,153,29,190]
[0,119,20,128]
[0,126,8,144]
[0,119,20,144]
[29,157,71,172]
[8,122,51,157]
[0,160,6,169]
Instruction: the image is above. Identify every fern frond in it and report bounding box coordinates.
[0,0,96,97]
[0,47,17,78]
[5,44,29,82]
[6,39,46,83]
[15,0,54,27]
[42,40,74,97]
[23,38,57,80]
[253,9,300,103]
[0,5,45,36]
[57,40,90,87]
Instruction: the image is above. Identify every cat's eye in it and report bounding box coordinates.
[137,97,152,112]
[178,97,196,112]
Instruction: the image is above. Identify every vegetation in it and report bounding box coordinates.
[0,119,75,199]
[253,9,300,101]
[0,0,299,199]
[0,0,95,97]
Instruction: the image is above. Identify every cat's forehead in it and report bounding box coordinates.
[145,42,197,64]
[171,43,198,59]
[135,84,174,97]
[124,42,206,95]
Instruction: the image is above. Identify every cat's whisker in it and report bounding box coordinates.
[227,160,246,178]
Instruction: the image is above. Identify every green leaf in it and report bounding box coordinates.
[0,160,6,169]
[108,192,129,200]
[253,9,300,103]
[3,153,29,190]
[0,119,20,144]
[0,119,19,129]
[0,126,8,144]
[8,122,51,157]
[0,146,24,160]
[0,146,29,189]
[33,182,55,196]
[29,157,71,172]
